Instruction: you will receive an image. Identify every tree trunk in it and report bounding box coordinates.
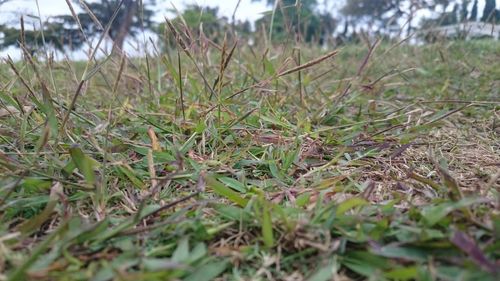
[112,0,137,54]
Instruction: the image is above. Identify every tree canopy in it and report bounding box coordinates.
[74,0,155,50]
[255,0,337,44]
[482,0,498,22]
[0,17,84,54]
[0,0,156,54]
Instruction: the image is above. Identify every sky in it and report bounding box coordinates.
[0,0,270,23]
[1,0,499,27]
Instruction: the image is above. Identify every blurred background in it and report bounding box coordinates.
[1,0,499,59]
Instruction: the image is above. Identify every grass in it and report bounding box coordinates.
[0,37,499,280]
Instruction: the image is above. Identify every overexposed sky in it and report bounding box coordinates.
[1,0,499,25]
[0,0,270,23]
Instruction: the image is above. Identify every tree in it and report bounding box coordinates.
[73,0,155,52]
[155,4,228,50]
[0,0,155,54]
[177,5,225,38]
[340,0,405,34]
[255,0,337,44]
[481,0,497,22]
[470,0,478,21]
[448,3,460,24]
[341,0,486,36]
[461,0,470,21]
[0,18,84,54]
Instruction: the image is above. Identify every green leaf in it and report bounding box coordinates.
[214,204,251,222]
[172,238,190,263]
[263,57,276,76]
[307,263,335,281]
[195,121,206,133]
[142,258,184,271]
[187,243,207,264]
[116,165,144,189]
[384,266,418,280]
[69,145,96,186]
[206,175,249,207]
[261,201,274,248]
[183,260,228,281]
[62,159,77,176]
[9,219,69,281]
[268,160,282,180]
[372,245,428,262]
[342,251,390,277]
[296,192,311,207]
[282,147,299,171]
[17,182,63,235]
[74,219,110,244]
[336,197,368,216]
[180,132,197,154]
[261,115,294,130]
[421,197,486,226]
[20,178,52,193]
[218,177,247,193]
[40,91,58,138]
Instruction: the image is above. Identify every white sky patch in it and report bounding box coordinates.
[0,0,270,23]
[158,0,269,23]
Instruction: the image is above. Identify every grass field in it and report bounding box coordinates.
[0,38,499,280]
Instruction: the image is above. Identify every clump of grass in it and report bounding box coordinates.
[0,12,499,281]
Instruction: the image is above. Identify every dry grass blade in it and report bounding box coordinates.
[357,38,381,76]
[177,49,185,119]
[277,49,338,77]
[5,57,39,102]
[165,18,218,99]
[17,45,59,138]
[147,126,161,152]
[60,0,125,131]
[451,231,498,275]
[407,170,441,190]
[19,15,26,48]
[165,19,187,51]
[112,54,126,95]
[147,149,157,190]
[436,163,464,201]
[0,106,32,118]
[216,49,338,104]
[64,0,94,49]
[78,0,104,30]
[212,39,238,93]
[425,104,472,125]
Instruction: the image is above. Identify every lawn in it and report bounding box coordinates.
[0,38,499,280]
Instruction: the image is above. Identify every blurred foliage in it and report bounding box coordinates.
[255,0,337,44]
[482,0,500,22]
[421,0,500,31]
[73,0,155,43]
[0,0,156,53]
[155,5,251,50]
[0,19,84,54]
